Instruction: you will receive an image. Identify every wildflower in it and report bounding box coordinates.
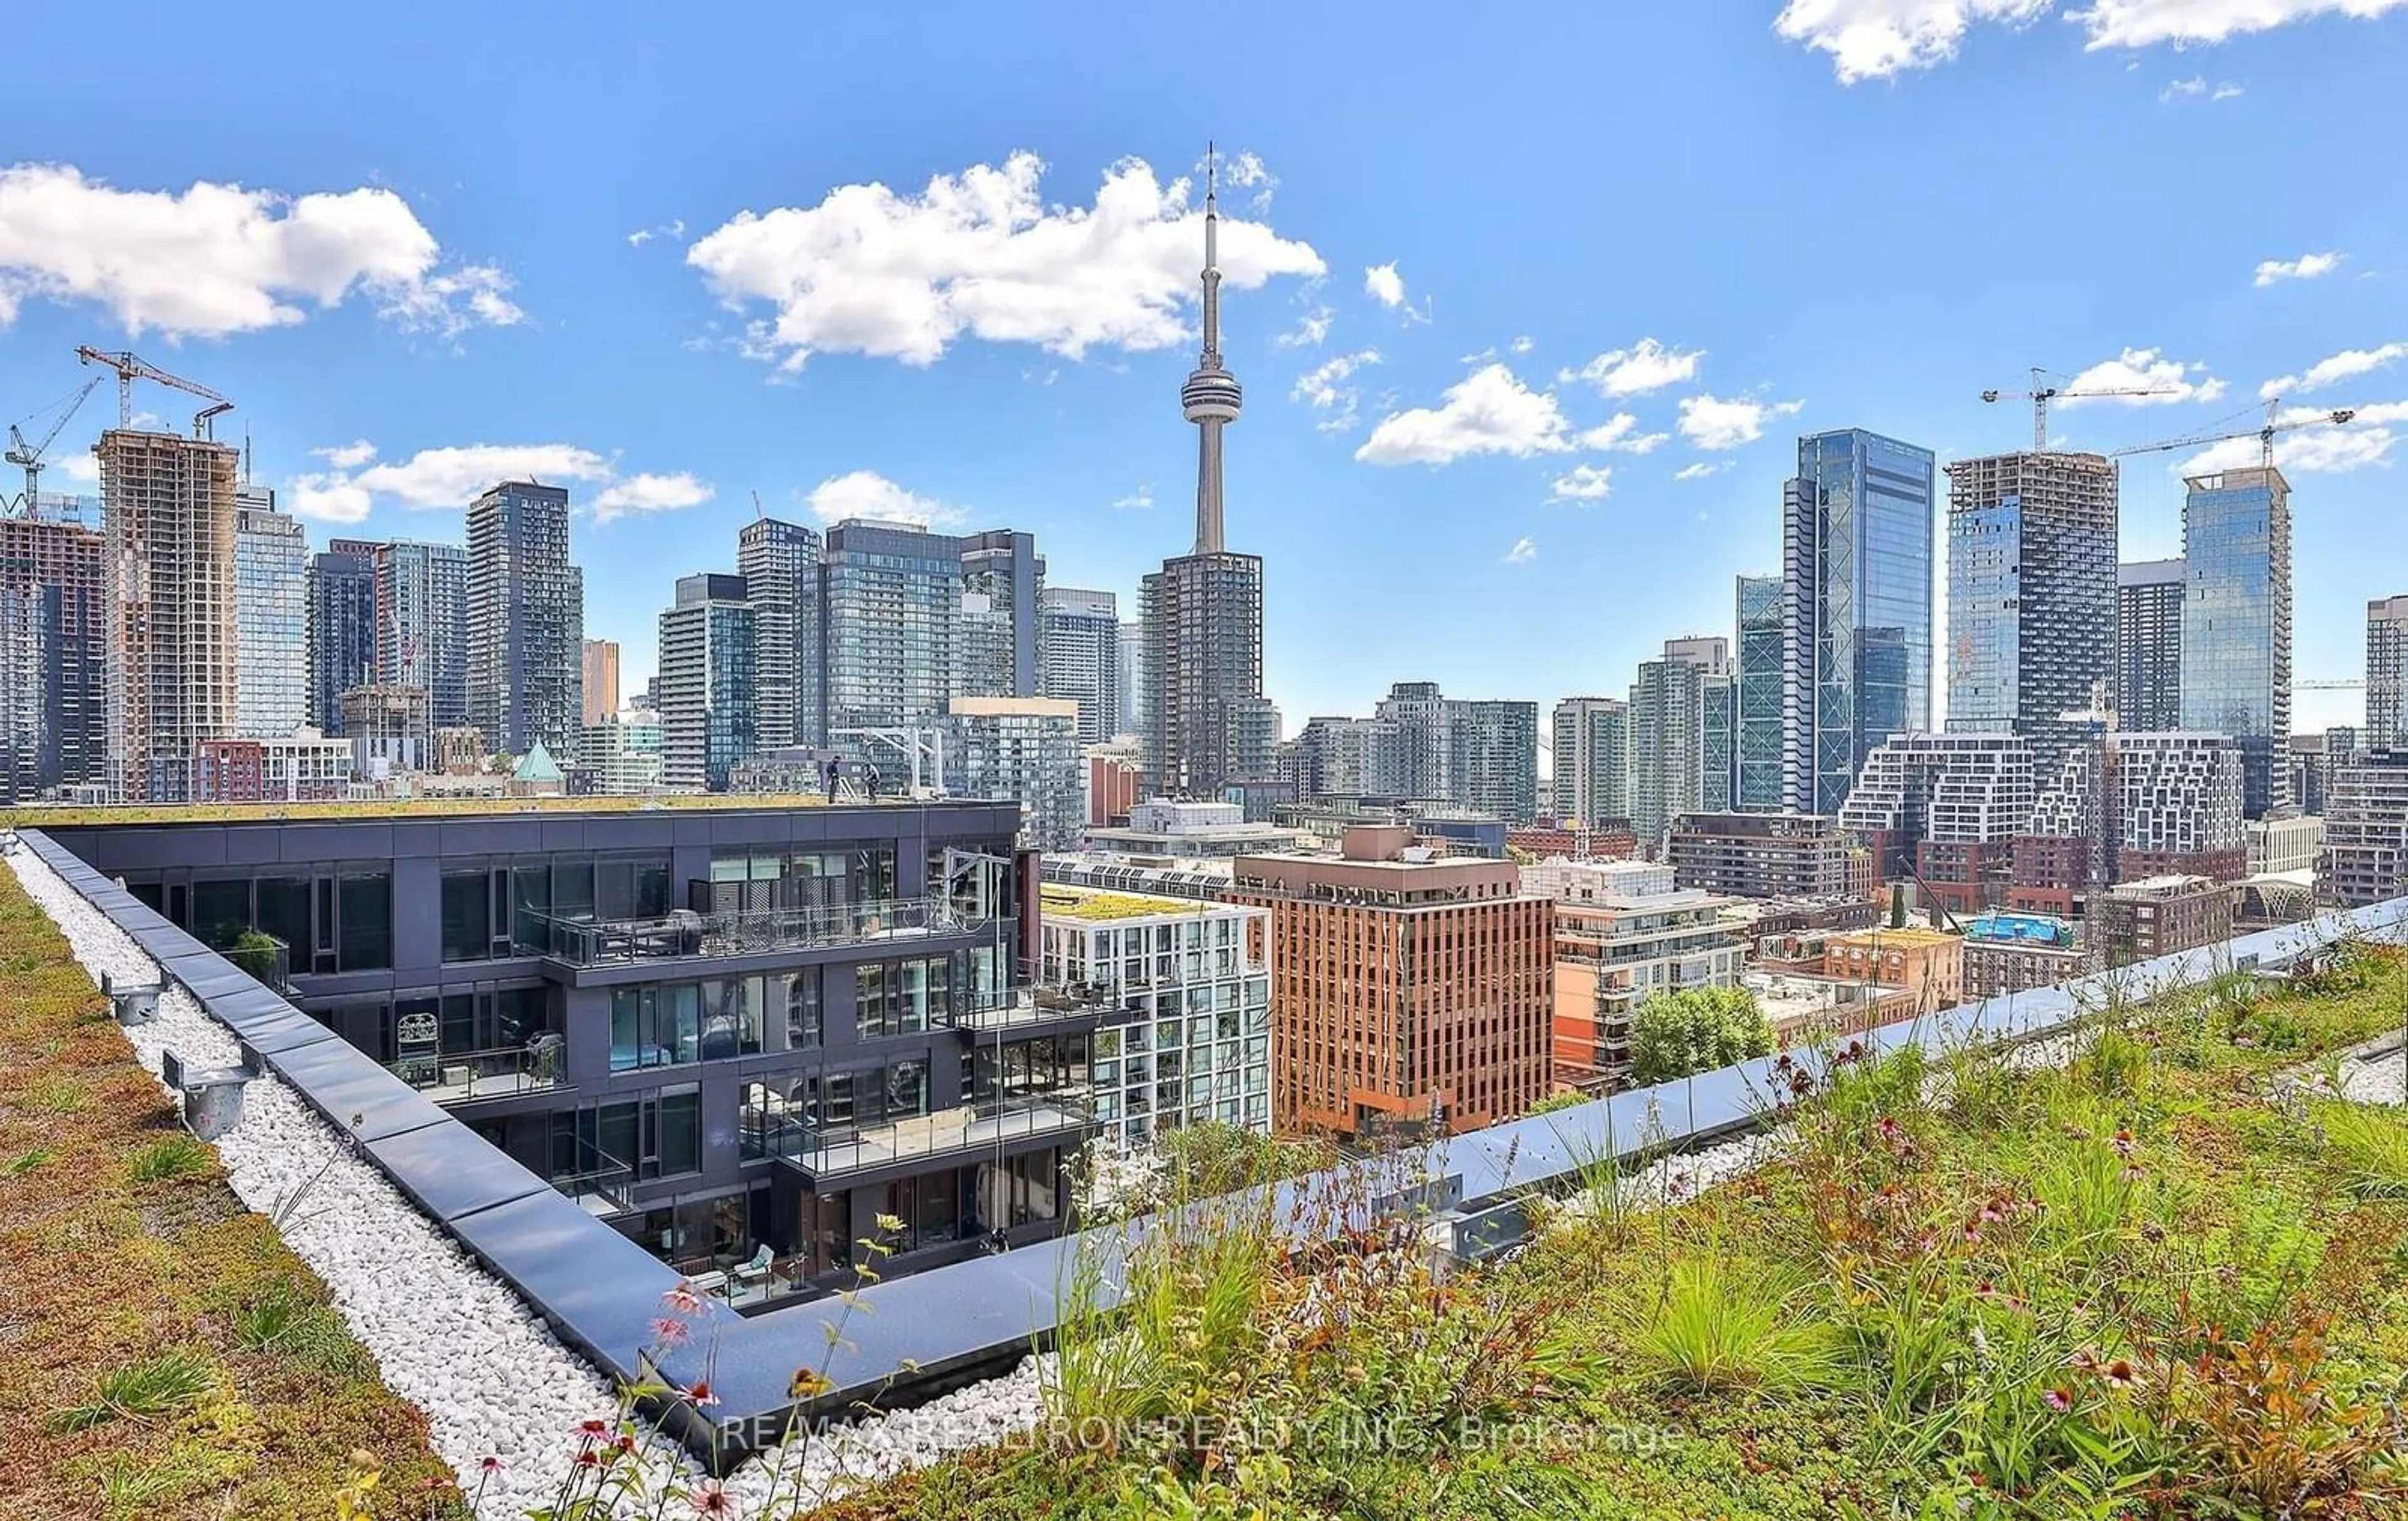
[651,1316,691,1345]
[1844,1038,1866,1063]
[2111,1127,2135,1157]
[2042,1387,2073,1413]
[662,1280,707,1316]
[480,1456,504,1476]
[615,1433,637,1454]
[689,1478,737,1517]
[1775,1052,1795,1074]
[2104,1358,2138,1389]
[789,1367,835,1399]
[687,1381,720,1409]
[2069,1349,2101,1375]
[578,1419,610,1439]
[1962,1220,1982,1245]
[2123,1166,2148,1184]
[1874,1116,1900,1144]
[576,1450,603,1469]
[1978,1200,2005,1224]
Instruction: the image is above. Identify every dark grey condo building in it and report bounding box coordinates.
[43,801,1096,1295]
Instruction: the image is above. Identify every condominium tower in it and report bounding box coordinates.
[465,482,584,761]
[1550,696,1629,826]
[1733,574,1783,811]
[0,503,105,803]
[375,539,472,729]
[305,545,378,734]
[99,428,241,802]
[736,517,822,747]
[1038,587,1122,745]
[2179,467,2290,817]
[2117,559,2184,732]
[1628,637,1726,857]
[2366,596,2408,750]
[657,573,756,792]
[820,518,964,732]
[1946,451,2118,775]
[232,488,307,739]
[581,639,621,728]
[1782,429,1936,814]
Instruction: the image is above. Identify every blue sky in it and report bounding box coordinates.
[5,1,2404,735]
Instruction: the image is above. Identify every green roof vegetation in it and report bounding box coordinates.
[1040,887,1212,922]
[823,943,2408,1520]
[0,863,452,1514]
[5,791,918,828]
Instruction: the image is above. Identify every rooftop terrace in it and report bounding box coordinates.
[2,790,923,828]
[1038,885,1222,921]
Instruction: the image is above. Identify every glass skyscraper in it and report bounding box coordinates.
[1780,429,1935,815]
[2180,467,2291,818]
[1945,452,2118,779]
[1734,574,1783,811]
[658,572,757,792]
[233,488,307,740]
[305,545,378,734]
[821,519,966,732]
[465,482,584,761]
[736,517,823,749]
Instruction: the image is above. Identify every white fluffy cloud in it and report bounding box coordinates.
[1363,262,1407,309]
[314,439,378,470]
[1560,339,1705,398]
[1674,461,1732,482]
[1677,394,1805,451]
[2057,347,2225,406]
[1502,537,1537,565]
[2260,342,2408,399]
[1576,413,1672,454]
[804,469,968,529]
[590,472,714,525]
[0,162,521,340]
[2182,423,2396,476]
[1773,0,2051,83]
[2254,251,2344,287]
[1354,364,1573,466]
[1548,464,1613,502]
[1217,150,1278,212]
[1779,0,2403,81]
[1291,349,1383,434]
[2072,0,2408,48]
[285,441,683,526]
[685,151,1323,371]
[56,452,100,485]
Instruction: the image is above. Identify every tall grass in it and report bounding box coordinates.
[1619,1255,1842,1395]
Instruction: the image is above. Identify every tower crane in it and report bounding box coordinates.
[2108,399,2356,472]
[1981,366,2182,451]
[73,345,235,440]
[4,375,104,516]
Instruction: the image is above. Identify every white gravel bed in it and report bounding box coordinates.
[7,842,1045,1517]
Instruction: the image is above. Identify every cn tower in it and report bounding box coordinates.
[1180,143,1243,555]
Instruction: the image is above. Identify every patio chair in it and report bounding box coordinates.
[730,1243,776,1291]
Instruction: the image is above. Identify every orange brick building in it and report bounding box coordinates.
[1819,927,1964,1024]
[1232,825,1553,1139]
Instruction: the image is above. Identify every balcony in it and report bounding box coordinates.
[218,930,295,994]
[517,897,976,968]
[386,1037,566,1107]
[741,1091,1098,1181]
[944,984,1117,1034]
[551,1134,636,1217]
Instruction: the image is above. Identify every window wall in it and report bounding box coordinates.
[608,969,822,1071]
[179,870,391,972]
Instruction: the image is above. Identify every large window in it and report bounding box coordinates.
[337,874,392,971]
[192,879,250,946]
[883,1170,959,1251]
[857,955,953,1037]
[609,985,700,1070]
[255,876,310,954]
[441,871,492,963]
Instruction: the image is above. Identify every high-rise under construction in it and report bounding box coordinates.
[100,428,241,803]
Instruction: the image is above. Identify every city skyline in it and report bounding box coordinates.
[4,5,2406,739]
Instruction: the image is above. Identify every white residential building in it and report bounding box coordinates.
[1523,856,1743,1090]
[1038,885,1272,1142]
[586,708,665,796]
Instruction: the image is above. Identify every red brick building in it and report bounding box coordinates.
[1233,825,1553,1139]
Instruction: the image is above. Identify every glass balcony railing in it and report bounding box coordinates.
[739,1091,1098,1180]
[386,1038,566,1106]
[944,985,1114,1031]
[219,930,295,993]
[517,897,977,967]
[551,1135,636,1217]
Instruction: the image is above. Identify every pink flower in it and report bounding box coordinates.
[687,1381,720,1409]
[2043,1386,2073,1413]
[689,1478,737,1517]
[479,1456,504,1475]
[578,1418,610,1439]
[576,1450,602,1469]
[662,1281,707,1316]
[1874,1116,1900,1143]
[2111,1127,2135,1157]
[1978,1201,2005,1224]
[650,1316,692,1345]
[1961,1220,1982,1245]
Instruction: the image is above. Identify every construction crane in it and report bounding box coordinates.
[73,345,235,440]
[1981,366,2182,451]
[2109,398,2356,472]
[4,375,104,516]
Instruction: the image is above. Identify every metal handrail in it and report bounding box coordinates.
[517,897,976,966]
[386,1040,566,1103]
[740,1091,1098,1176]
